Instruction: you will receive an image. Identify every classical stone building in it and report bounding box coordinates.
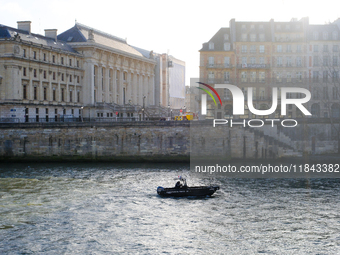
[0,21,162,122]
[0,21,83,122]
[58,23,156,120]
[199,18,340,119]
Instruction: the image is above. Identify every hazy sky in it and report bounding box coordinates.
[1,0,340,85]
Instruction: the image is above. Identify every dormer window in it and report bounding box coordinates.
[224,34,229,40]
[209,42,214,50]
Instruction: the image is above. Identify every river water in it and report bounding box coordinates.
[1,163,340,254]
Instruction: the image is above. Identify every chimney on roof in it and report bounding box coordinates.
[17,21,31,34]
[44,29,58,41]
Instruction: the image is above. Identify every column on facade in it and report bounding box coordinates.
[66,74,69,104]
[39,69,43,101]
[142,74,146,106]
[126,71,132,104]
[119,69,124,105]
[132,72,137,105]
[135,73,139,106]
[112,67,117,104]
[149,74,155,105]
[105,66,110,103]
[29,68,33,101]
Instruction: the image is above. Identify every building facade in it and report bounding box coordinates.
[0,21,83,122]
[199,17,340,119]
[0,21,161,122]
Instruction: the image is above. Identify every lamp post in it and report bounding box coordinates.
[143,95,146,121]
[80,106,84,122]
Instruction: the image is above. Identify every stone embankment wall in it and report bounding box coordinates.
[0,120,338,162]
[0,122,190,162]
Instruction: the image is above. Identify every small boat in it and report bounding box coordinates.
[157,176,220,197]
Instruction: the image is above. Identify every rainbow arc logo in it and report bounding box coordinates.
[196,82,222,106]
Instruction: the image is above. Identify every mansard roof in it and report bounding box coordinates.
[308,24,340,40]
[58,23,144,58]
[0,24,78,54]
[200,27,231,51]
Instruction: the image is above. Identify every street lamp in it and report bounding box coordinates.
[143,95,146,121]
[80,106,84,122]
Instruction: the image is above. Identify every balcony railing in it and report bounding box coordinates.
[206,64,234,69]
[200,78,310,85]
[237,64,270,69]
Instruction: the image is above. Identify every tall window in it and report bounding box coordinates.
[33,69,37,78]
[102,67,105,90]
[323,56,329,66]
[296,71,302,82]
[61,88,64,101]
[277,45,282,53]
[224,57,230,67]
[296,56,302,67]
[333,56,338,66]
[33,51,36,59]
[224,72,230,82]
[34,87,37,100]
[259,72,265,83]
[53,88,56,101]
[241,45,247,53]
[23,85,27,99]
[250,72,256,82]
[44,87,47,100]
[208,71,214,82]
[241,71,247,82]
[259,45,265,53]
[208,57,214,67]
[286,56,292,67]
[94,66,97,87]
[69,90,73,102]
[277,56,283,67]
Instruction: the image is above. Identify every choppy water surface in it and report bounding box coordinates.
[1,163,340,254]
